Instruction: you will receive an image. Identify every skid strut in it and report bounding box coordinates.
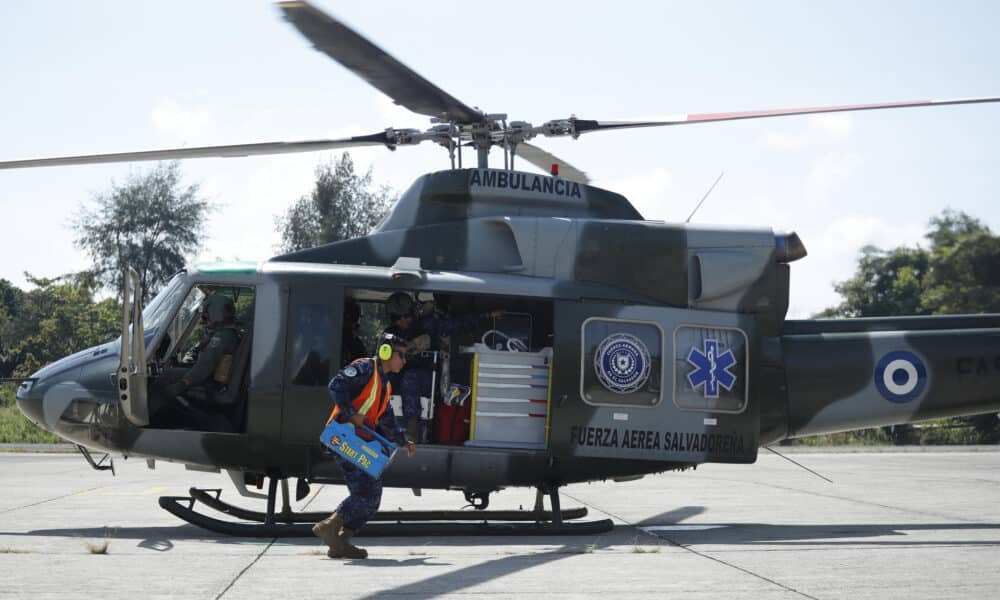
[159,479,612,537]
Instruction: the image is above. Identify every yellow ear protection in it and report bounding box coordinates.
[377,332,398,361]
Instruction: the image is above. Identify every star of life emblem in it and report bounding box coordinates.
[594,333,651,394]
[686,339,737,398]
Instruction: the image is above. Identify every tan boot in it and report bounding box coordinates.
[328,527,368,559]
[312,513,346,552]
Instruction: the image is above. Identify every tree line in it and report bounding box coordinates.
[817,209,1000,318]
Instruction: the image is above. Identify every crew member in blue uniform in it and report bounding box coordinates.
[313,332,416,559]
[383,292,504,442]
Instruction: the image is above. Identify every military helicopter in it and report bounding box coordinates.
[5,1,1000,537]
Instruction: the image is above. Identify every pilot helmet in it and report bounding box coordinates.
[203,294,236,325]
[385,292,414,320]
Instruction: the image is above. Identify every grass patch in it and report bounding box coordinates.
[631,546,661,553]
[0,402,63,444]
[786,418,999,447]
[83,527,115,555]
[0,387,62,444]
[790,428,892,446]
[0,547,34,554]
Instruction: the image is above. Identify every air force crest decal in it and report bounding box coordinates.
[594,333,651,394]
[686,339,737,398]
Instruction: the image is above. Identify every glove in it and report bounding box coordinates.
[409,334,431,353]
[180,349,198,366]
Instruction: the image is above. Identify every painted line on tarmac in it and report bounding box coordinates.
[0,486,106,514]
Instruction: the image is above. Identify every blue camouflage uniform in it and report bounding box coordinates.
[387,311,486,423]
[327,359,408,532]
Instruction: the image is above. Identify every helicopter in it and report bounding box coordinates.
[4,1,1000,537]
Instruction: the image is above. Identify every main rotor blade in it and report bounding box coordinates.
[570,96,1000,135]
[278,1,482,124]
[514,143,590,184]
[0,132,394,170]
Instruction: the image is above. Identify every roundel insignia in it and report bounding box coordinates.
[343,366,358,378]
[874,350,927,403]
[594,333,651,394]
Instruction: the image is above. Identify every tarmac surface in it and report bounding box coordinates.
[1,449,998,599]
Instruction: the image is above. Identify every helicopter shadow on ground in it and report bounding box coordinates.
[0,525,246,552]
[340,532,646,600]
[634,505,707,526]
[327,508,715,600]
[639,521,1000,547]
[0,520,643,554]
[0,505,712,553]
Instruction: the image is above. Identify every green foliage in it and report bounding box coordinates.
[822,209,1000,318]
[923,209,987,250]
[0,386,61,443]
[920,214,1000,313]
[822,245,930,317]
[916,423,983,445]
[276,153,396,253]
[5,273,120,378]
[0,273,121,443]
[789,428,893,446]
[789,419,995,446]
[73,161,210,303]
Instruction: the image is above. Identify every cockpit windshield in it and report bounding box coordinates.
[167,286,207,350]
[142,272,189,334]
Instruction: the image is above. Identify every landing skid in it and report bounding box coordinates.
[188,487,589,523]
[158,478,613,537]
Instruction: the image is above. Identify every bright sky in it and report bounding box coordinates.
[1,1,998,318]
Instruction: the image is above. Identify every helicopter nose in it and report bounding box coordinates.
[15,384,50,432]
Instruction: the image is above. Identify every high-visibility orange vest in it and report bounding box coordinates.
[326,358,393,426]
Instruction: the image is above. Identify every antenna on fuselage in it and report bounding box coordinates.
[686,171,725,223]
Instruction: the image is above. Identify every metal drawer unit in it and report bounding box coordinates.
[464,344,552,449]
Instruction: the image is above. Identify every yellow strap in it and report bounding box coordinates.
[357,364,381,416]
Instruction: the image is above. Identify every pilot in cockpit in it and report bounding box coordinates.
[151,294,241,426]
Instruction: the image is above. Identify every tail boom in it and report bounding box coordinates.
[777,315,1000,438]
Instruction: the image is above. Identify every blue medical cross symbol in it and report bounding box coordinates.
[686,339,737,398]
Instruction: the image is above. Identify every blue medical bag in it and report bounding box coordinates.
[319,419,398,478]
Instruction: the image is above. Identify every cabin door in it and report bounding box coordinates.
[280,283,345,444]
[549,300,759,464]
[118,268,149,426]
